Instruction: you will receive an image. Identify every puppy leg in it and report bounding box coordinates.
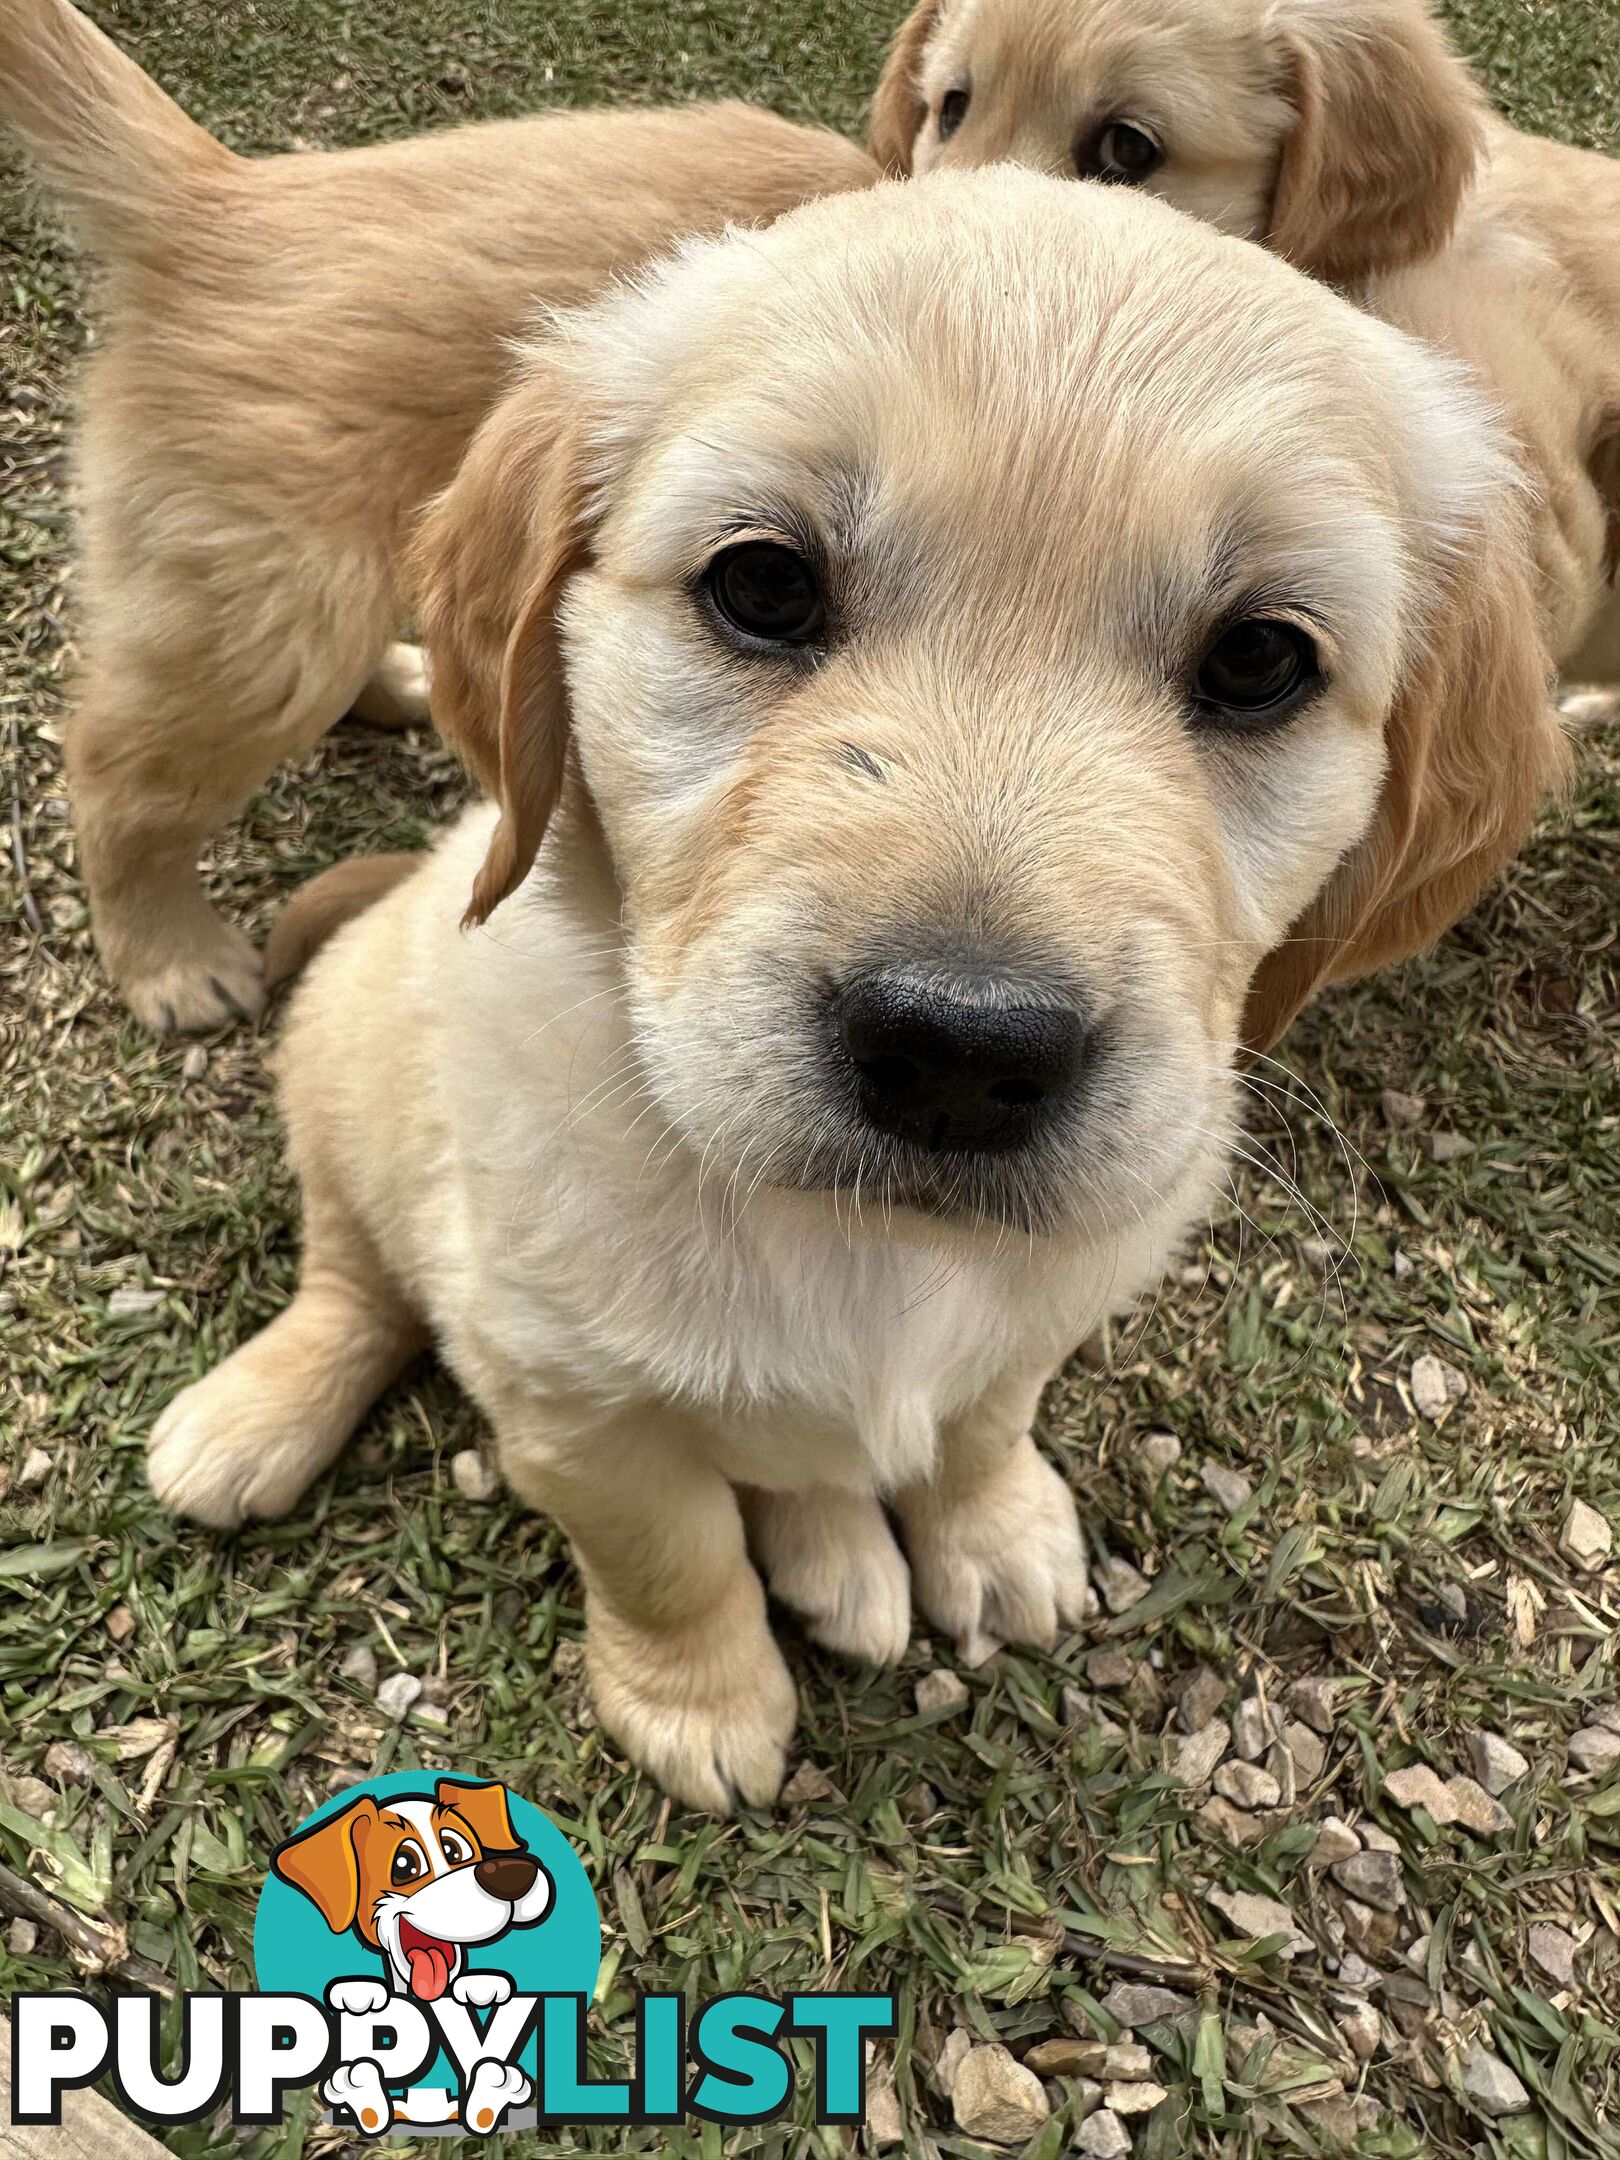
[498,1406,796,1812]
[894,1368,1089,1665]
[148,1205,424,1529]
[743,1487,912,1665]
[347,642,431,731]
[67,582,393,1035]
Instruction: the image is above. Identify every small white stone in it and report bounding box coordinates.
[1526,1923,1577,1990]
[450,1449,500,1502]
[1392,1249,1415,1279]
[1287,1676,1338,1734]
[1214,1760,1281,1810]
[931,2028,973,2098]
[1200,1460,1253,1514]
[950,2044,1050,2145]
[916,1669,969,1716]
[1177,1666,1225,1735]
[1359,1822,1401,1854]
[1568,1725,1620,1776]
[865,2068,903,2147]
[1465,1731,1529,1795]
[375,1671,423,1720]
[1381,1088,1426,1128]
[1207,1888,1312,1958]
[1097,2045,1152,2080]
[19,1446,51,1487]
[1094,1555,1151,1613]
[1076,2108,1132,2158]
[338,1643,378,1690]
[1135,1431,1182,1483]
[1338,2004,1381,2062]
[1410,1354,1466,1421]
[1105,2082,1167,2116]
[1426,1131,1474,1163]
[6,1917,39,1956]
[1173,1717,1231,1788]
[1460,2043,1529,2117]
[1280,1721,1326,1784]
[1309,1817,1362,1868]
[1331,1851,1404,1912]
[1335,1954,1381,1991]
[781,1761,838,1806]
[1561,1499,1613,1570]
[1098,1985,1194,2031]
[413,1700,449,1729]
[181,1044,209,1081]
[1232,1696,1279,1761]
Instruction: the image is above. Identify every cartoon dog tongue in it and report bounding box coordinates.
[401,1923,454,2000]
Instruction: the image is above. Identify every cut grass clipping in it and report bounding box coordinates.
[2,1,1618,2154]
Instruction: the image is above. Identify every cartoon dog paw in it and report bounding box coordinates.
[327,1978,391,2017]
[324,2060,393,2137]
[450,1971,513,2009]
[463,2059,531,2133]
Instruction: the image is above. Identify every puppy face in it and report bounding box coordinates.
[419,172,1558,1238]
[272,1778,553,1999]
[870,0,1485,282]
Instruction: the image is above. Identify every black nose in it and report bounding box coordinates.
[832,962,1088,1153]
[474,1850,539,1900]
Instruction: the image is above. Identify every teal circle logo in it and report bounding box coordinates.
[254,1772,599,2130]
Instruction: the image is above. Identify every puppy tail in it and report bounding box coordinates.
[264,855,422,992]
[0,0,238,260]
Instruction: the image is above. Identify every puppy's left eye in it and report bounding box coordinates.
[938,86,971,139]
[1079,120,1163,184]
[440,1832,472,1865]
[1193,618,1321,729]
[703,541,826,650]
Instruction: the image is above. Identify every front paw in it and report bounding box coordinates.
[327,1978,391,2018]
[587,1571,797,1813]
[324,2061,392,2137]
[451,1970,512,2009]
[899,1434,1089,1663]
[463,2059,532,2133]
[745,1487,912,1665]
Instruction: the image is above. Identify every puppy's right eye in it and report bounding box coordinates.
[390,1842,428,1885]
[1078,120,1164,185]
[938,87,970,139]
[703,541,826,650]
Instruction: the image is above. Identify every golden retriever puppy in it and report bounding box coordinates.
[870,0,1620,688]
[148,170,1563,1808]
[0,0,874,1033]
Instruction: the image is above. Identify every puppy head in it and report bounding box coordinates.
[273,1780,551,1991]
[870,0,1485,281]
[417,170,1560,1237]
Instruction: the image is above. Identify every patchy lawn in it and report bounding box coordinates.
[1,2,1617,2155]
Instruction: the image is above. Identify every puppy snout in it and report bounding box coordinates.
[831,961,1088,1153]
[474,1851,539,1900]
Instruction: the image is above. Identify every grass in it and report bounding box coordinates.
[2,1,1619,2154]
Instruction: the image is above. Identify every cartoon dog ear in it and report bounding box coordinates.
[436,1778,523,1853]
[868,0,944,174]
[271,1798,379,1934]
[1264,0,1484,283]
[412,368,596,927]
[1242,495,1567,1053]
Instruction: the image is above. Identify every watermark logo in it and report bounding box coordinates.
[9,1771,894,2136]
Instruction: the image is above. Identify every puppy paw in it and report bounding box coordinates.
[745,1487,912,1665]
[899,1435,1089,1663]
[348,641,432,730]
[463,2059,531,2133]
[324,2061,392,2137]
[588,1573,797,1813]
[120,918,265,1036]
[148,1360,331,1528]
[327,1978,391,2018]
[450,1971,512,2009]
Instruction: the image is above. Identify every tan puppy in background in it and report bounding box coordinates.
[870,0,1620,693]
[0,0,874,1033]
[149,170,1564,1808]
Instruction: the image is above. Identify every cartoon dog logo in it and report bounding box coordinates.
[272,1777,555,2132]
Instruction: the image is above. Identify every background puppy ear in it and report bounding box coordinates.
[412,379,595,925]
[869,0,943,174]
[1242,509,1568,1053]
[271,1798,377,1933]
[436,1778,522,1852]
[1265,0,1483,282]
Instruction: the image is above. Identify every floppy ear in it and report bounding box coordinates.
[437,1778,524,1853]
[1242,510,1568,1053]
[869,0,943,174]
[1264,0,1484,282]
[412,374,595,926]
[271,1798,378,1933]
